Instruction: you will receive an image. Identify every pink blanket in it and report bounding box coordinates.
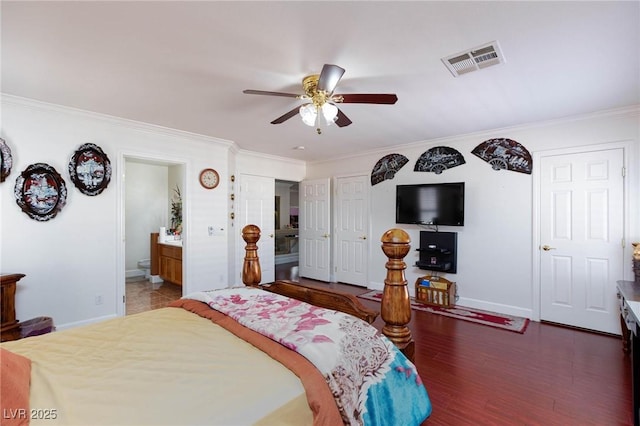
[169,298,343,425]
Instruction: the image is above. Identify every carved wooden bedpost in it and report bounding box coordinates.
[380,228,415,362]
[242,224,262,287]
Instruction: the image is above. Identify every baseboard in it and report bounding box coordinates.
[275,253,298,265]
[55,314,117,331]
[126,269,145,278]
[454,297,532,319]
[367,280,532,319]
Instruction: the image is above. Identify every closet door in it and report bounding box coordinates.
[335,175,369,287]
[238,174,275,284]
[299,178,331,282]
[538,146,624,334]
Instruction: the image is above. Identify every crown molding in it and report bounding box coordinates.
[308,104,640,166]
[1,93,235,148]
[237,148,306,167]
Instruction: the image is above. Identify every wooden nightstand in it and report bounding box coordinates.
[1,273,25,342]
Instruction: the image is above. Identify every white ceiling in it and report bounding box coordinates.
[2,1,639,163]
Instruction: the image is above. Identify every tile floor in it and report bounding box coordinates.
[125,276,183,315]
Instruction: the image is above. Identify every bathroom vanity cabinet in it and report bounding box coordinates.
[158,243,182,286]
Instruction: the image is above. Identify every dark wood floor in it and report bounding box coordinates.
[276,263,633,425]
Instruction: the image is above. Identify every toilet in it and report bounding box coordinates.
[137,259,151,278]
[137,258,163,285]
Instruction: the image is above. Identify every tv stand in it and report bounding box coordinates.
[415,231,457,273]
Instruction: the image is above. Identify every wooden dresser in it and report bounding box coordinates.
[617,280,640,426]
[1,273,25,342]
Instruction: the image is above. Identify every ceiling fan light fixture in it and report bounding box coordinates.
[243,63,396,132]
[321,103,338,126]
[299,104,317,126]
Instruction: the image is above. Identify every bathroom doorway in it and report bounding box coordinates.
[123,157,185,315]
[274,180,299,281]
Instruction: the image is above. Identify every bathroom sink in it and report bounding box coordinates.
[161,240,182,247]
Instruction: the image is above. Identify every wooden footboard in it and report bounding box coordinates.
[241,224,415,361]
[264,280,378,324]
[241,225,377,324]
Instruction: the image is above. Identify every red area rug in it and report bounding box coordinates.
[357,290,529,334]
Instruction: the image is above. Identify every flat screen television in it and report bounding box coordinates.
[396,182,465,226]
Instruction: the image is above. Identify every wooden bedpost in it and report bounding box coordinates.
[242,224,262,287]
[380,228,415,362]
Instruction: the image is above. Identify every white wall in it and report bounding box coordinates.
[2,94,636,326]
[306,107,640,317]
[124,161,168,275]
[1,96,235,327]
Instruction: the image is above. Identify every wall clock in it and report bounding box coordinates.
[199,168,220,189]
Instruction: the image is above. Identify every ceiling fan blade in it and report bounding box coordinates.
[317,64,345,94]
[335,108,352,127]
[270,106,302,124]
[243,89,300,98]
[339,94,398,104]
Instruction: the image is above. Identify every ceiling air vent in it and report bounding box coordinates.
[442,41,505,77]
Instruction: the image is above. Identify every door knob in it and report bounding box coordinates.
[542,245,556,251]
[359,236,367,240]
[323,234,330,238]
[269,234,274,238]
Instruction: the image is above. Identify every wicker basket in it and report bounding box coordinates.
[415,275,456,308]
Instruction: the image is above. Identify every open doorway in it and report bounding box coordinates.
[123,157,185,315]
[275,180,299,281]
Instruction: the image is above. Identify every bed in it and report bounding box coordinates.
[1,225,431,425]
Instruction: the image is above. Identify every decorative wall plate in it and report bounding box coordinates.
[414,146,466,174]
[15,163,67,221]
[472,138,532,174]
[371,153,409,185]
[0,138,13,183]
[68,143,112,196]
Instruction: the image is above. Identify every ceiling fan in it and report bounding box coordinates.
[243,64,398,134]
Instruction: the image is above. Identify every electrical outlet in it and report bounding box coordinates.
[208,226,214,236]
[95,295,103,305]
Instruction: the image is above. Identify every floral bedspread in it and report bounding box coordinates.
[185,287,432,425]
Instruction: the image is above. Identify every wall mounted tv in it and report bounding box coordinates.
[396,182,465,226]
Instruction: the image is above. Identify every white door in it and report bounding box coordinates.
[539,147,624,334]
[238,174,275,284]
[335,175,369,286]
[299,178,331,282]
